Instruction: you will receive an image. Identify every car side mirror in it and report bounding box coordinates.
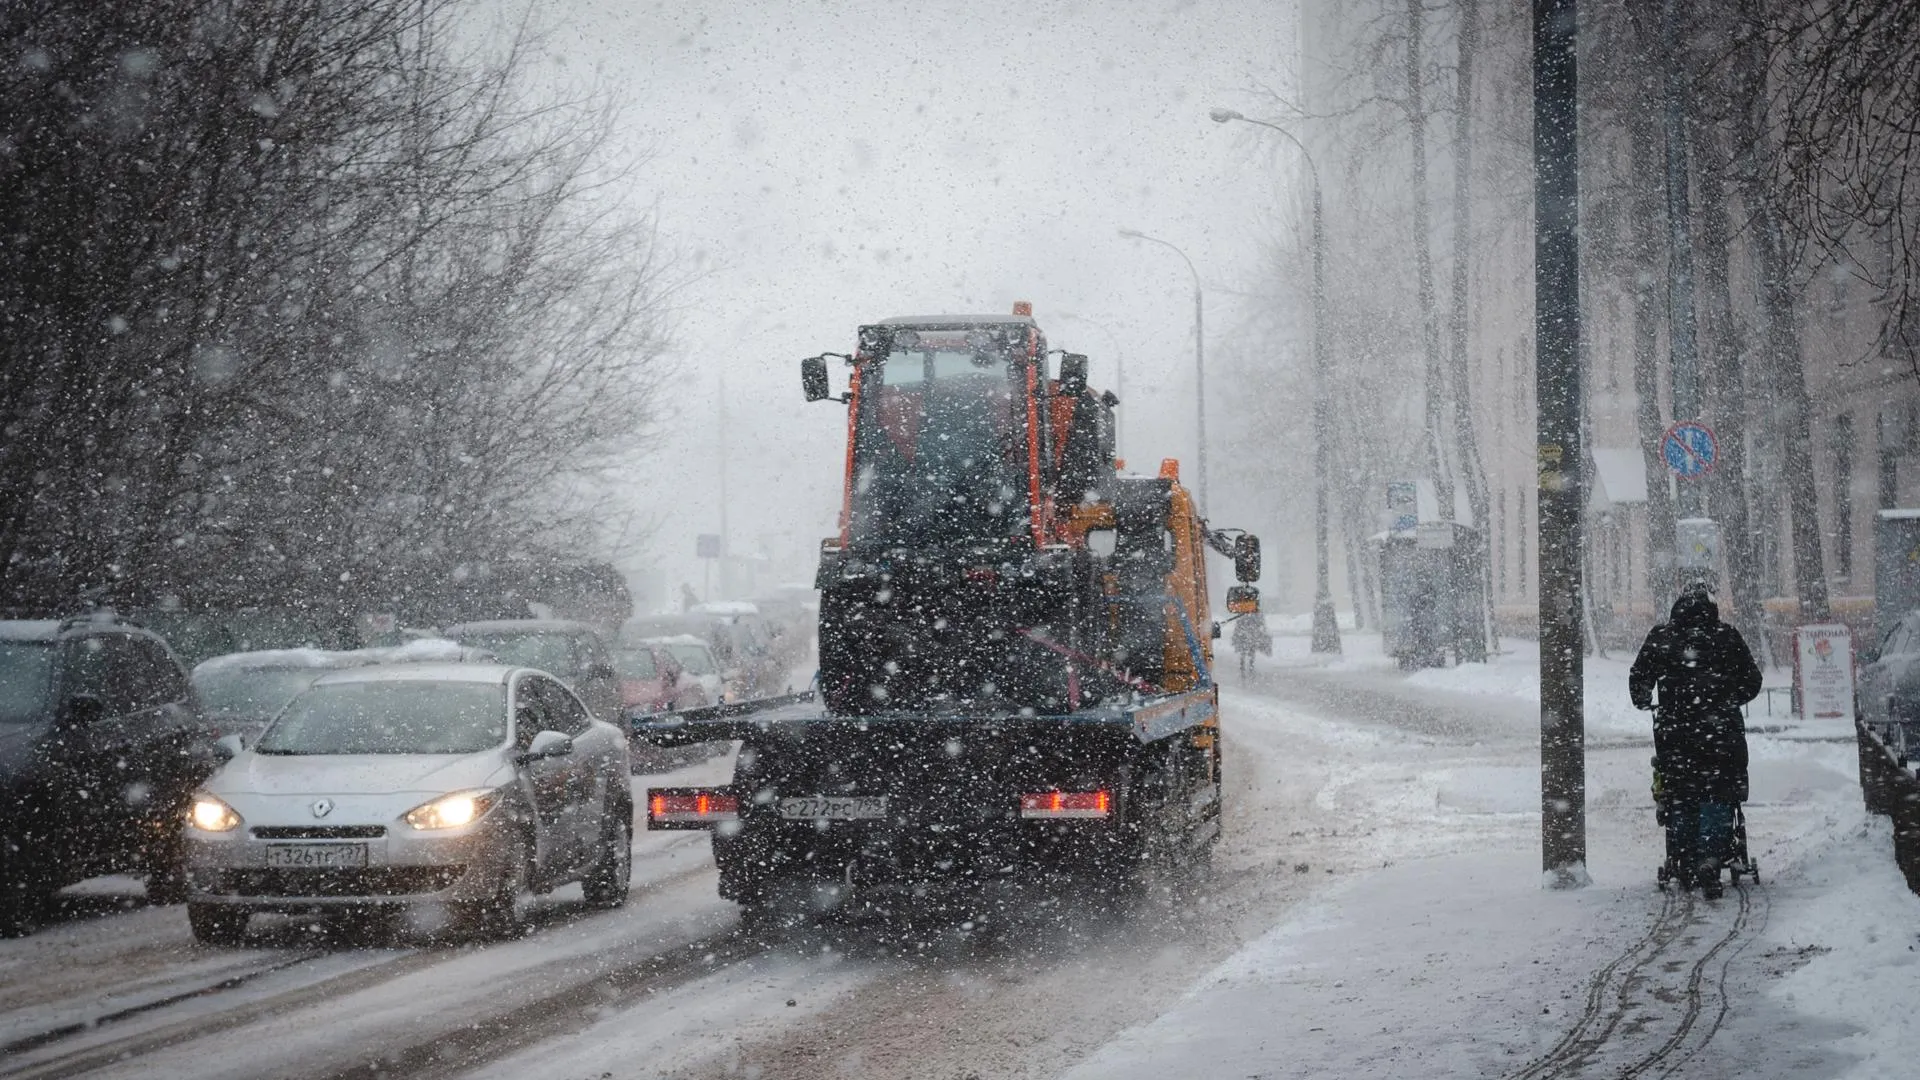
[585,662,615,679]
[1059,352,1089,396]
[802,355,831,402]
[213,733,245,761]
[1233,534,1262,583]
[62,693,107,727]
[515,729,573,765]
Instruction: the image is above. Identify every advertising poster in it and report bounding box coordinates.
[1794,623,1856,722]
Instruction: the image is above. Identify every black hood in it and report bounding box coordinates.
[1670,591,1718,626]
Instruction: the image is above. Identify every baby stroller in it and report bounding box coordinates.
[1652,755,1758,897]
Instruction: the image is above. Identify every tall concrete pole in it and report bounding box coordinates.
[1208,110,1342,653]
[1535,0,1587,887]
[1119,229,1207,509]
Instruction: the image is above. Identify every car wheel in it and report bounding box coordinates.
[145,826,190,906]
[188,903,249,946]
[582,801,634,909]
[450,831,530,941]
[146,864,189,907]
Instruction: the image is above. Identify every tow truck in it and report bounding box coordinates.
[637,303,1262,916]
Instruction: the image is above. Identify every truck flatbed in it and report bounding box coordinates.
[630,686,1218,747]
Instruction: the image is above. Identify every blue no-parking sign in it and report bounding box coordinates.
[1661,421,1718,478]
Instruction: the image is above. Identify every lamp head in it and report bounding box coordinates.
[1208,108,1243,123]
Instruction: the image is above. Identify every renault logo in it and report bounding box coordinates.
[311,798,334,819]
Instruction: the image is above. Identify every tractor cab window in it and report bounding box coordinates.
[849,325,1034,550]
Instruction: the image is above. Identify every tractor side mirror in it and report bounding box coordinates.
[1233,534,1262,583]
[1059,353,1089,396]
[801,355,831,402]
[1226,585,1260,615]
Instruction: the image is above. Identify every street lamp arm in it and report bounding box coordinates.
[1208,109,1321,192]
[1117,227,1199,290]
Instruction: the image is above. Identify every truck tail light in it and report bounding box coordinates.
[648,787,739,829]
[1019,790,1111,819]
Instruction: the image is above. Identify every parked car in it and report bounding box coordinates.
[610,641,707,714]
[134,607,359,670]
[0,613,212,933]
[625,608,786,700]
[1858,609,1920,731]
[443,619,621,721]
[182,662,633,944]
[190,639,493,748]
[644,635,726,703]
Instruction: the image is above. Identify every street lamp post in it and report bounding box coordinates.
[1118,228,1207,511]
[1210,108,1341,654]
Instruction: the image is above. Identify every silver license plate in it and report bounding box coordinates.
[263,843,368,869]
[777,796,888,821]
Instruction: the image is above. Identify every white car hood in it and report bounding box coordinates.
[215,751,508,798]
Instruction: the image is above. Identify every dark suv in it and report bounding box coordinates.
[0,614,211,934]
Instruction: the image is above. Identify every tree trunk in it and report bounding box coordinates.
[1694,119,1770,661]
[1405,0,1452,517]
[1628,66,1678,616]
[1731,0,1830,622]
[1447,0,1494,657]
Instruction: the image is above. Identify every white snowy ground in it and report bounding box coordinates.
[1066,635,1920,1080]
[5,634,1914,1080]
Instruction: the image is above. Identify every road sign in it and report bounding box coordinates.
[1661,421,1718,478]
[696,533,722,559]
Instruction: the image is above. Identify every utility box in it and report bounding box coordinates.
[1875,510,1920,626]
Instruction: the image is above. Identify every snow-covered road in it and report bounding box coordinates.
[1,646,1911,1080]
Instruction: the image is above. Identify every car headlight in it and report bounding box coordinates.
[189,793,243,833]
[404,789,499,831]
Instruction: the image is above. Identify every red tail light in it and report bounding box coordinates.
[647,788,740,827]
[1019,790,1111,819]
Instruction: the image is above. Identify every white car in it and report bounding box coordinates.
[643,634,725,703]
[182,663,633,944]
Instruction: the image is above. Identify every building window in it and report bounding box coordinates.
[1497,488,1507,595]
[1834,413,1854,581]
[1880,408,1902,511]
[1517,484,1528,597]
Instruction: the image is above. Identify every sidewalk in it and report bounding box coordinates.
[1066,803,1917,1080]
[1073,642,1920,1080]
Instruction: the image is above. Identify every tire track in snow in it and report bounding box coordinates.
[1506,888,1691,1080]
[1620,883,1762,1079]
[0,857,716,1080]
[1507,881,1764,1080]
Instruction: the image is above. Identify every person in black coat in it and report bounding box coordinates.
[1629,583,1762,894]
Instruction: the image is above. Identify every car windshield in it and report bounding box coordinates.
[459,633,573,675]
[192,666,327,720]
[664,644,715,675]
[613,648,658,679]
[256,681,505,755]
[848,324,1032,551]
[0,642,55,725]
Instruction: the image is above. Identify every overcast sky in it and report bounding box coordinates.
[507,0,1299,603]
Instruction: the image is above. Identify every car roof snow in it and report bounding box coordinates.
[873,314,1036,327]
[192,638,491,676]
[444,619,596,636]
[309,662,517,686]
